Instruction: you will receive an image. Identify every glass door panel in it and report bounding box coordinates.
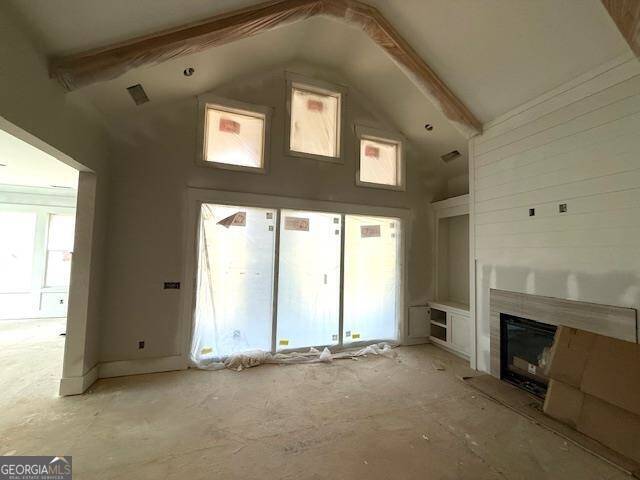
[192,204,276,361]
[276,210,341,350]
[343,215,400,344]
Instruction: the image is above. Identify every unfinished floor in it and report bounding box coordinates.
[0,325,628,479]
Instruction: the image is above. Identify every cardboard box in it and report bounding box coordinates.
[545,326,596,388]
[578,394,640,463]
[581,335,640,417]
[543,379,584,429]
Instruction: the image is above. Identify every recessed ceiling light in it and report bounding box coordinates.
[183,67,195,77]
[424,124,434,132]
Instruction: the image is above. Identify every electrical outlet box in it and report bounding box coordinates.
[138,341,145,349]
[559,203,567,213]
[529,208,535,217]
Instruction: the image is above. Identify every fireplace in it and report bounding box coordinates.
[500,314,556,398]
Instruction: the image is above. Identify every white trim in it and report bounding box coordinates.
[98,355,186,379]
[178,188,410,364]
[196,93,272,174]
[354,125,406,191]
[284,71,346,163]
[59,356,188,395]
[58,363,98,396]
[431,194,469,212]
[468,136,477,370]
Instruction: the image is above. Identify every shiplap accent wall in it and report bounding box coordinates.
[470,53,640,372]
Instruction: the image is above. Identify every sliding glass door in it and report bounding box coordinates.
[343,215,400,344]
[276,210,341,350]
[193,204,276,360]
[191,202,401,361]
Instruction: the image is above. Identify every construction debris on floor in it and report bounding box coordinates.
[195,342,397,371]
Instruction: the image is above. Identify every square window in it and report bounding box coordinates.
[289,86,340,158]
[358,136,402,188]
[204,105,266,170]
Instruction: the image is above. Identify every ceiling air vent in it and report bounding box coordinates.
[127,84,149,105]
[440,150,461,163]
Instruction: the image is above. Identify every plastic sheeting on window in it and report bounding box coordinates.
[276,210,341,350]
[359,138,399,186]
[190,204,276,366]
[205,107,265,168]
[289,87,339,158]
[343,215,400,344]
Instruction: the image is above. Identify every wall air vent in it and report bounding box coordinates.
[127,84,149,105]
[440,150,461,163]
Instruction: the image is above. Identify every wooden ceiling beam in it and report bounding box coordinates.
[601,0,640,58]
[49,0,482,137]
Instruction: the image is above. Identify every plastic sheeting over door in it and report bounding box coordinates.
[276,210,341,350]
[191,204,276,364]
[343,215,400,343]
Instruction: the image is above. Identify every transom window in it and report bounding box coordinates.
[356,128,404,190]
[286,74,343,161]
[198,96,270,173]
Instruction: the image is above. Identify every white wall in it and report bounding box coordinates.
[447,215,469,306]
[0,4,111,379]
[470,54,640,372]
[101,64,441,363]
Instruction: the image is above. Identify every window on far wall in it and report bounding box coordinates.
[357,132,404,189]
[289,84,341,159]
[203,104,267,171]
[45,213,75,287]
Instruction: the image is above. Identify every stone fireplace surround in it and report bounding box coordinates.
[489,289,638,378]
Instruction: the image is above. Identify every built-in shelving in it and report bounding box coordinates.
[430,194,471,360]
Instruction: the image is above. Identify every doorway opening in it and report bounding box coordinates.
[0,117,93,397]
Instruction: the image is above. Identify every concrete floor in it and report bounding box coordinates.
[0,320,628,480]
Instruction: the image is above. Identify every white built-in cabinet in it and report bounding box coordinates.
[428,301,470,359]
[429,194,471,360]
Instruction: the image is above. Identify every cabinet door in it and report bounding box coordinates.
[450,313,470,354]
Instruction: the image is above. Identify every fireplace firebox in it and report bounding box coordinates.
[500,314,557,398]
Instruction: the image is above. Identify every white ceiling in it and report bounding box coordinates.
[5,0,631,183]
[0,128,79,190]
[9,0,629,124]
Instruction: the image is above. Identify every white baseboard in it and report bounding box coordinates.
[98,355,187,379]
[59,355,187,396]
[59,364,99,396]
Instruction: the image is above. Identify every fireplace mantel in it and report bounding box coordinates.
[489,289,637,377]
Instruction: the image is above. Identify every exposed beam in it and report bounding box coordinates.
[602,0,640,58]
[49,0,482,137]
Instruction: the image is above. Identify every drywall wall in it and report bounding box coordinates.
[436,214,469,306]
[470,54,640,372]
[0,4,110,380]
[446,173,469,198]
[101,63,442,362]
[447,215,470,306]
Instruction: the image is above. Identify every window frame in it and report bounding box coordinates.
[196,94,272,174]
[355,125,406,192]
[284,72,346,163]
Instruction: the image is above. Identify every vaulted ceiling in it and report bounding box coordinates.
[6,0,632,181]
